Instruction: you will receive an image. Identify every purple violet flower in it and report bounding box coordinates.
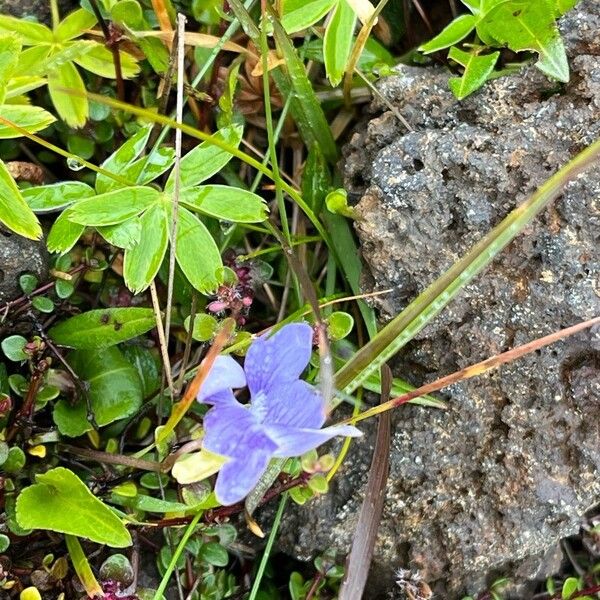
[197,322,362,505]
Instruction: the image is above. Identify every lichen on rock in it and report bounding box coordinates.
[277,1,600,597]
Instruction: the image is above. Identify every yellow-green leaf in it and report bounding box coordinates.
[323,0,357,86]
[0,104,56,139]
[16,467,132,547]
[123,203,169,293]
[175,207,223,293]
[0,15,52,45]
[0,159,42,239]
[55,8,98,41]
[48,61,87,128]
[74,42,140,79]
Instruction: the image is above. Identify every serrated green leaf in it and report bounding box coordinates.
[44,40,95,71]
[96,125,152,194]
[16,467,132,547]
[55,8,98,41]
[324,0,357,86]
[46,211,85,254]
[448,47,500,99]
[17,45,51,75]
[0,35,21,103]
[478,0,569,82]
[0,104,56,139]
[0,159,42,239]
[5,75,46,99]
[174,207,223,293]
[48,308,156,349]
[126,147,176,186]
[165,125,243,191]
[53,347,143,436]
[48,61,88,128]
[123,203,169,293]
[97,217,142,249]
[419,14,477,53]
[180,185,268,223]
[74,42,140,79]
[65,186,160,226]
[281,0,337,34]
[24,181,95,213]
[0,15,52,45]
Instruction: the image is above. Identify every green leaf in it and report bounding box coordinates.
[0,104,56,139]
[0,534,9,552]
[96,125,152,194]
[55,8,98,41]
[120,345,160,397]
[112,493,190,514]
[327,311,354,340]
[65,186,160,226]
[174,207,223,293]
[199,542,229,567]
[74,42,140,79]
[53,347,143,436]
[97,218,142,249]
[323,0,357,86]
[16,467,132,547]
[48,308,156,349]
[271,14,338,163]
[0,159,42,239]
[24,181,95,213]
[448,47,500,99]
[562,577,579,599]
[32,296,54,313]
[165,125,243,191]
[183,313,218,341]
[554,0,577,15]
[1,335,28,361]
[46,211,85,254]
[111,0,145,27]
[123,203,169,293]
[19,273,37,294]
[478,0,569,82]
[180,185,268,223]
[302,143,330,213]
[419,14,476,53]
[48,61,88,128]
[0,15,52,45]
[281,0,338,34]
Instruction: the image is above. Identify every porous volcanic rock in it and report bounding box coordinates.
[0,0,76,24]
[277,1,600,597]
[0,231,48,304]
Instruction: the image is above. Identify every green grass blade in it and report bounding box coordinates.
[335,137,600,394]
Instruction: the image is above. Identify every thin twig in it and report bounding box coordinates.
[150,281,174,393]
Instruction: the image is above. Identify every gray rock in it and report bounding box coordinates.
[0,231,49,304]
[0,0,76,25]
[277,2,600,597]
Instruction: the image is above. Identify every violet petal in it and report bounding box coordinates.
[244,323,313,397]
[266,423,362,458]
[252,379,325,429]
[197,355,246,404]
[214,452,273,505]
